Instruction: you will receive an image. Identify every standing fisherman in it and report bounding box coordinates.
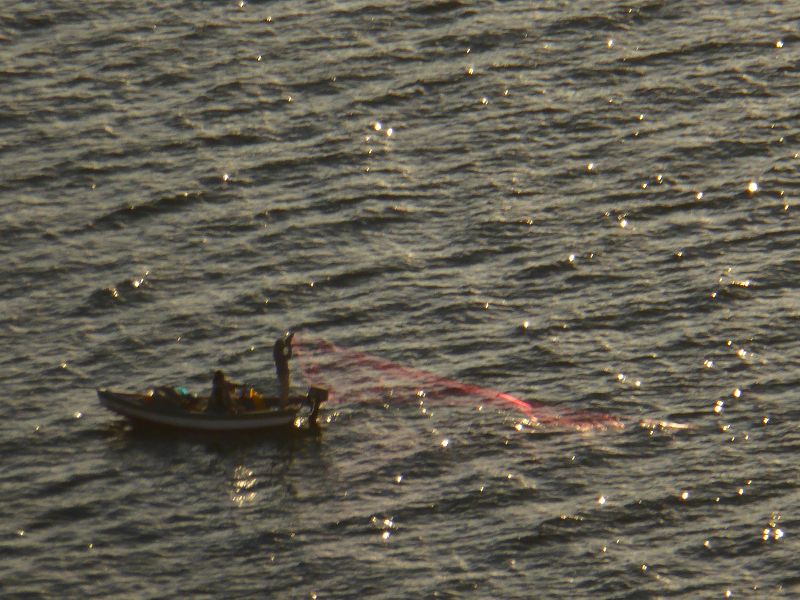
[274,331,294,406]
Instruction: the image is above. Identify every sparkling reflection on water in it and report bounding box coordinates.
[2,0,800,597]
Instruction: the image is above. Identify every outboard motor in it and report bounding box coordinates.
[307,386,328,424]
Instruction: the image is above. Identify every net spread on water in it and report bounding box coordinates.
[293,335,625,432]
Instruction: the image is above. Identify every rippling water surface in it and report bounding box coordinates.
[3,1,800,597]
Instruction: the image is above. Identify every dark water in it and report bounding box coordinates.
[3,1,800,597]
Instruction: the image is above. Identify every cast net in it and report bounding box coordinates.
[294,335,624,431]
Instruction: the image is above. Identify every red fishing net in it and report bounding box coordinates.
[294,335,624,431]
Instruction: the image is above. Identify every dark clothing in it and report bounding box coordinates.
[274,333,293,404]
[208,385,226,413]
[209,370,233,413]
[274,336,292,378]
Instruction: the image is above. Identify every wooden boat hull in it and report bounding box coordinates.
[97,388,326,432]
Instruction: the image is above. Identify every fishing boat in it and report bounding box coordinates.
[96,386,327,432]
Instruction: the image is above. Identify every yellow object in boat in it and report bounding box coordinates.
[249,388,266,410]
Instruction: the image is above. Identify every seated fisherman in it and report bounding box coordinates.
[208,369,238,413]
[273,331,294,406]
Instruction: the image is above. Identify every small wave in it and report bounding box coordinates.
[85,272,153,312]
[90,191,204,230]
[623,40,743,67]
[515,258,577,281]
[408,1,470,16]
[545,14,621,36]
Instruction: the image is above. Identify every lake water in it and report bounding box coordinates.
[2,1,800,597]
